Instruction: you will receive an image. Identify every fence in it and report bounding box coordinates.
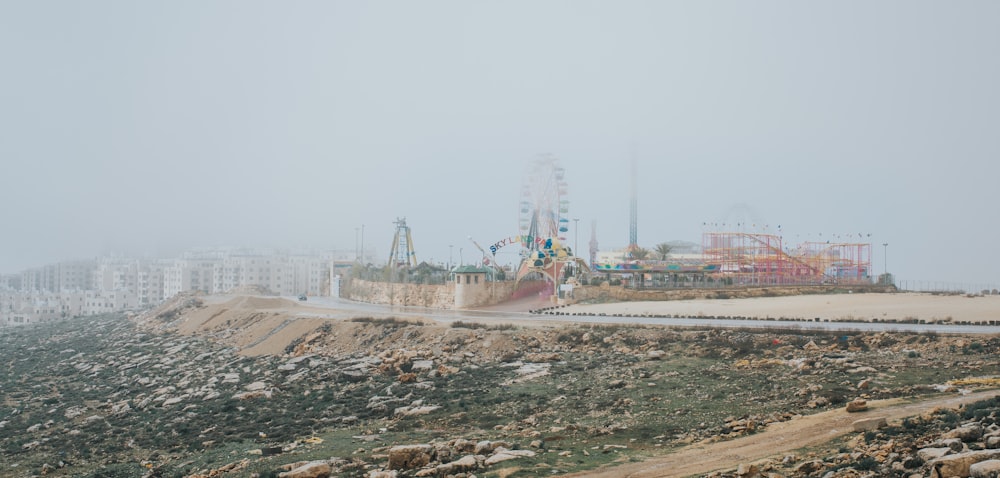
[896,279,999,295]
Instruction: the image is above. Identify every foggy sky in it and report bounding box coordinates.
[2,1,998,286]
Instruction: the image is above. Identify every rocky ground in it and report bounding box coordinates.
[689,393,1000,478]
[0,294,998,478]
[752,395,1000,478]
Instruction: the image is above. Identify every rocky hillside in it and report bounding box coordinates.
[706,394,1000,478]
[1,295,998,478]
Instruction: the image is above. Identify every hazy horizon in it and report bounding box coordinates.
[2,1,998,286]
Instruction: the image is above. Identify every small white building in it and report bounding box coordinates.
[453,266,491,309]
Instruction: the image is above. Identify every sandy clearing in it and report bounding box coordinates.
[562,389,1000,478]
[240,317,328,356]
[560,293,1000,324]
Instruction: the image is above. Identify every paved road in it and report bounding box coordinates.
[295,296,1000,334]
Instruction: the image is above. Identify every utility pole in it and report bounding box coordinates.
[361,224,365,265]
[574,218,580,257]
[629,155,638,250]
[882,242,888,278]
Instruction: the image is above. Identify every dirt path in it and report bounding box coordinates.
[562,389,1000,478]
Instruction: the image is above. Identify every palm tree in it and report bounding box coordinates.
[654,243,673,261]
[629,247,651,261]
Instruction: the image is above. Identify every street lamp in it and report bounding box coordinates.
[882,242,888,277]
[355,227,360,262]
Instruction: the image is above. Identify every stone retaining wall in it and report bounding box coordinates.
[342,278,519,309]
[342,279,455,308]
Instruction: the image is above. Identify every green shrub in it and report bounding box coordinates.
[856,456,879,471]
[349,316,419,326]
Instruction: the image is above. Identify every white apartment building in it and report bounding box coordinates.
[93,259,139,293]
[210,253,328,296]
[83,290,138,315]
[18,261,97,293]
[137,262,167,306]
[59,292,87,317]
[1,292,68,325]
[285,254,329,296]
[20,264,58,292]
[30,295,64,322]
[0,291,24,325]
[1,249,334,326]
[58,260,96,291]
[163,259,218,297]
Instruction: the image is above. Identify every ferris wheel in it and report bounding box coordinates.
[518,154,570,255]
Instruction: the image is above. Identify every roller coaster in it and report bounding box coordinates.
[701,231,871,284]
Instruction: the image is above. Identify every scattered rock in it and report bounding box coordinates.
[367,470,398,478]
[945,424,985,442]
[394,405,441,417]
[794,460,825,474]
[441,455,478,473]
[846,398,868,412]
[918,447,954,462]
[939,437,967,453]
[484,448,536,466]
[736,462,759,477]
[929,450,1000,478]
[971,460,1000,478]
[852,416,887,432]
[388,444,434,470]
[278,460,331,478]
[410,360,434,372]
[162,396,185,406]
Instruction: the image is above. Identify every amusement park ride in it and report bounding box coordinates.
[387,217,417,268]
[383,155,873,300]
[513,155,589,290]
[699,231,872,284]
[508,155,873,288]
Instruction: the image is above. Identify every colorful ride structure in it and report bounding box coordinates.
[387,217,417,268]
[594,231,871,286]
[701,232,871,285]
[514,155,587,291]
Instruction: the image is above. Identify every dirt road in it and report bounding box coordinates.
[562,389,1000,478]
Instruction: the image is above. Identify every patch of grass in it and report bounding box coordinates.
[451,321,519,331]
[964,342,985,354]
[856,456,879,471]
[349,316,421,326]
[962,396,1000,421]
